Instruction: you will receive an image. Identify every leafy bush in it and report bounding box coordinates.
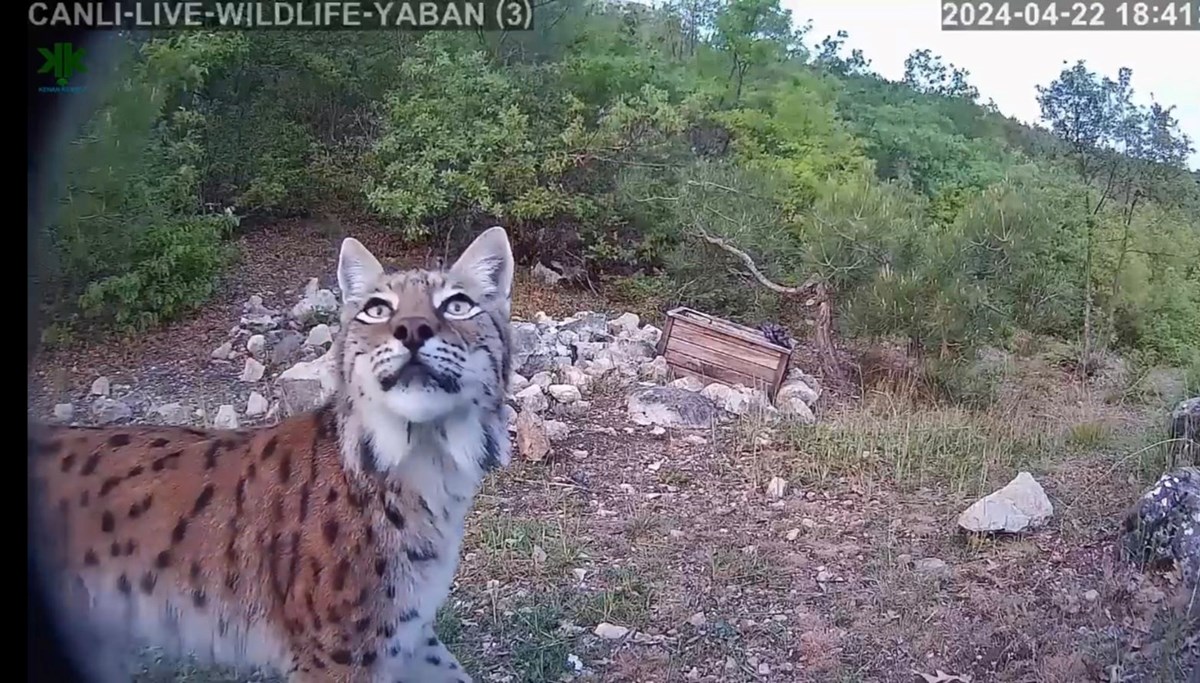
[366,42,569,236]
[77,213,237,330]
[716,81,871,212]
[35,2,1200,392]
[38,33,247,337]
[366,38,690,272]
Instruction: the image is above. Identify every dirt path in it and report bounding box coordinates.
[443,393,1196,683]
[28,222,1198,683]
[27,220,613,423]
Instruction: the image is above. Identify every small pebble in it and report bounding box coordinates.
[90,376,110,396]
[593,622,629,640]
[52,403,74,422]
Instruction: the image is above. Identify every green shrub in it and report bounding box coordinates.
[77,213,238,330]
[39,33,247,336]
[30,7,1200,384]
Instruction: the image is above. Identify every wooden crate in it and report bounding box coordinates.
[656,307,793,400]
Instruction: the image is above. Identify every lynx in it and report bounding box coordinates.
[27,227,516,682]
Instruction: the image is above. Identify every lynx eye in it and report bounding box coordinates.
[440,293,478,319]
[356,298,393,323]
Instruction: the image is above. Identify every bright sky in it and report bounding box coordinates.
[781,0,1200,169]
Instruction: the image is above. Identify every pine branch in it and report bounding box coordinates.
[691,228,820,296]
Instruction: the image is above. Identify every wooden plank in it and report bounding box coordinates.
[685,309,767,343]
[657,313,674,357]
[669,363,762,391]
[660,306,794,401]
[673,310,792,359]
[670,316,784,366]
[668,307,785,351]
[768,350,793,399]
[665,336,778,385]
[669,317,783,369]
[664,306,688,319]
[666,364,712,385]
[669,309,770,349]
[665,350,772,391]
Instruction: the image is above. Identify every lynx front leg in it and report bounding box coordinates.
[50,575,135,683]
[392,623,472,683]
[63,623,134,683]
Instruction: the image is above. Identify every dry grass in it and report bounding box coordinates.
[433,358,1196,683]
[116,354,1200,683]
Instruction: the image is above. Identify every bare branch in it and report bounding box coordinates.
[684,179,774,202]
[584,155,675,169]
[691,228,820,296]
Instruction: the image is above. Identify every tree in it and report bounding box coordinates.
[1102,101,1195,343]
[902,48,979,102]
[810,29,872,77]
[663,0,720,58]
[1036,61,1194,370]
[712,0,794,102]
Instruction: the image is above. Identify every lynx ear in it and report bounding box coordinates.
[337,237,384,301]
[447,227,514,305]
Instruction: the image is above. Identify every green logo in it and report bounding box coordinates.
[38,42,86,86]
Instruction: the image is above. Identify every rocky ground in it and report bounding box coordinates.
[27,222,1200,682]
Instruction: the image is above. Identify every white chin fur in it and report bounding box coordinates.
[352,354,462,424]
[382,388,458,424]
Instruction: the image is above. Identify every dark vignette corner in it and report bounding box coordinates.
[27,3,121,682]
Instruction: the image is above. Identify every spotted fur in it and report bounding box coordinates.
[27,227,516,683]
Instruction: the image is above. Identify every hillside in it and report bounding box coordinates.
[29,1,1200,381]
[26,0,1200,681]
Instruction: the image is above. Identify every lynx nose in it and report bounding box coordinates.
[393,317,435,351]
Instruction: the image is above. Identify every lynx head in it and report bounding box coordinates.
[335,227,514,427]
